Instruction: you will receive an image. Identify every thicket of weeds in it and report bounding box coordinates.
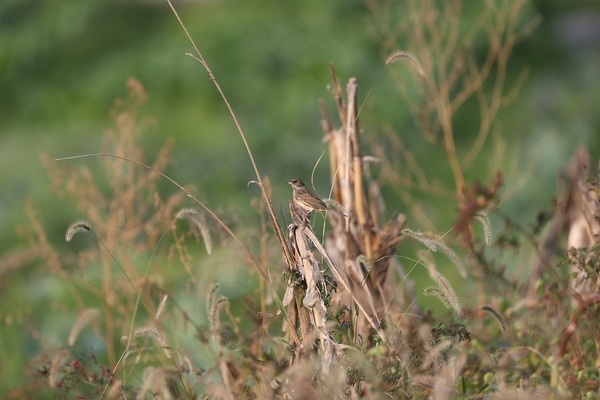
[3,0,600,399]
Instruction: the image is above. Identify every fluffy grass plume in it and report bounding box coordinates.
[424,287,453,311]
[65,220,92,242]
[206,283,220,322]
[49,349,69,388]
[436,241,468,278]
[402,229,467,278]
[431,272,462,316]
[175,208,213,254]
[475,212,493,245]
[480,305,507,332]
[402,229,439,252]
[155,294,168,321]
[134,326,172,359]
[385,50,426,77]
[68,308,100,346]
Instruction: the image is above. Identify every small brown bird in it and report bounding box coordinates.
[288,178,346,217]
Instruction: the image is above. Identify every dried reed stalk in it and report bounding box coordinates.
[322,68,409,336]
[284,69,414,361]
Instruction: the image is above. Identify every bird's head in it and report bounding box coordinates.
[288,178,305,189]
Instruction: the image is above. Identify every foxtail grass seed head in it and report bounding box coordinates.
[180,354,194,374]
[435,241,467,279]
[431,272,462,316]
[134,326,171,358]
[480,305,507,331]
[49,349,69,388]
[475,212,493,246]
[402,229,467,278]
[155,294,168,321]
[65,220,92,242]
[401,229,439,252]
[424,287,452,309]
[175,208,213,254]
[206,283,220,321]
[68,308,100,346]
[209,296,229,334]
[385,50,426,77]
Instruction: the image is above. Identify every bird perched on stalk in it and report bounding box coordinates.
[288,178,346,217]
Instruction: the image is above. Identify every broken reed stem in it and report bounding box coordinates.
[304,227,385,341]
[291,222,335,371]
[346,79,373,260]
[319,72,413,337]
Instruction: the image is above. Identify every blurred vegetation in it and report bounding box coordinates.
[1,0,598,243]
[1,0,599,398]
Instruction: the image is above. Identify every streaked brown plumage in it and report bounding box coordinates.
[288,178,346,217]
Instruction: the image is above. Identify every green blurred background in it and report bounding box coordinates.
[1,0,599,394]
